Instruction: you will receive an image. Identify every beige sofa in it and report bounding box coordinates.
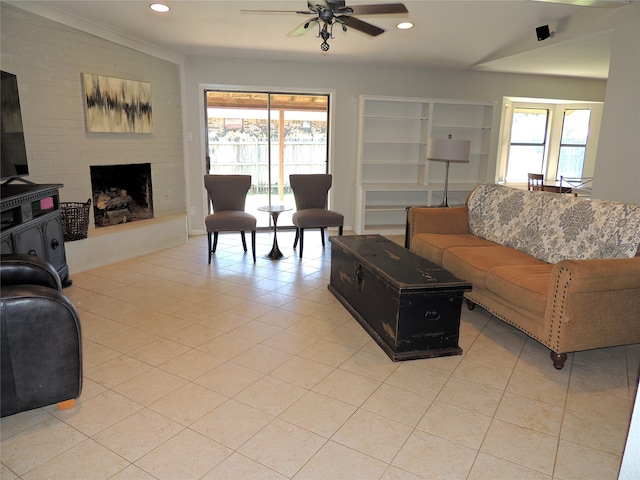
[407,184,640,369]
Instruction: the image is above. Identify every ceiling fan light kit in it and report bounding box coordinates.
[243,0,409,52]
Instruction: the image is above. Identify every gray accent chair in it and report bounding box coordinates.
[204,174,257,263]
[1,254,82,417]
[290,174,344,258]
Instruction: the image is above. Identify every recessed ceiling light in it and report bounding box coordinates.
[396,22,414,30]
[150,3,170,13]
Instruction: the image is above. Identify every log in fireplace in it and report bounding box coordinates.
[90,163,153,227]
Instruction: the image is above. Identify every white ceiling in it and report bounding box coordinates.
[10,0,634,79]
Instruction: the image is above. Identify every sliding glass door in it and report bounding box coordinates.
[205,90,329,227]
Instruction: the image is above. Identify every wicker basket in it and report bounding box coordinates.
[60,199,91,242]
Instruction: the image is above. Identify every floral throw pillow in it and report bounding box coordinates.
[467,184,640,263]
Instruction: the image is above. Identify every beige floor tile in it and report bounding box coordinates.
[332,409,414,463]
[93,408,184,461]
[203,452,288,480]
[379,465,424,480]
[392,429,477,479]
[468,452,552,480]
[339,349,400,382]
[112,368,188,405]
[108,464,158,480]
[127,337,190,366]
[280,391,356,438]
[312,368,381,406]
[270,356,335,389]
[262,329,319,355]
[257,308,306,328]
[149,382,227,426]
[157,348,224,381]
[287,316,344,339]
[362,383,433,427]
[453,356,514,390]
[136,315,194,337]
[191,399,274,449]
[495,391,564,437]
[322,322,372,349]
[232,344,293,374]
[507,368,569,407]
[167,322,224,347]
[196,332,257,360]
[135,429,232,480]
[194,361,264,397]
[0,416,87,475]
[0,464,19,480]
[82,338,121,369]
[481,419,557,475]
[238,419,326,478]
[554,439,622,480]
[298,339,358,367]
[465,334,524,369]
[418,400,492,449]
[234,375,308,416]
[384,362,449,397]
[56,389,143,437]
[294,440,388,479]
[21,438,129,480]
[436,376,503,417]
[0,408,52,441]
[560,408,629,455]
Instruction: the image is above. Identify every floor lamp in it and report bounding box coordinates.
[427,135,471,207]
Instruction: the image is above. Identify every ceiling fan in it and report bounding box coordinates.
[241,1,409,52]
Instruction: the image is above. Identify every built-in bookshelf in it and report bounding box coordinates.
[354,95,494,235]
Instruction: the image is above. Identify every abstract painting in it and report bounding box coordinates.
[83,73,152,133]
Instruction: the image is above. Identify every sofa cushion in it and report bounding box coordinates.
[442,245,545,289]
[411,233,498,265]
[486,264,554,316]
[467,184,640,263]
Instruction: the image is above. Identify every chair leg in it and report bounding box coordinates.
[320,228,325,247]
[299,228,304,258]
[293,228,300,248]
[251,230,256,263]
[207,232,213,264]
[339,226,343,236]
[213,232,219,254]
[240,231,248,252]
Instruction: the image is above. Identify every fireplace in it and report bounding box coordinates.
[90,163,153,227]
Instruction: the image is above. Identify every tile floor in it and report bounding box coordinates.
[1,230,638,480]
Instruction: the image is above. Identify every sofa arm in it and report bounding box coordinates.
[547,256,640,355]
[1,284,82,417]
[407,206,470,247]
[0,254,62,291]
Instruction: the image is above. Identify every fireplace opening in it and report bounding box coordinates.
[90,163,153,227]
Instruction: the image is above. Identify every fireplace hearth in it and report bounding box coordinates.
[90,163,153,227]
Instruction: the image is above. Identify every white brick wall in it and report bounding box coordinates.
[1,5,188,272]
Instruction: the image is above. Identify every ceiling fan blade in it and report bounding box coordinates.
[342,16,385,36]
[288,19,317,37]
[529,0,629,7]
[240,9,314,15]
[343,3,408,15]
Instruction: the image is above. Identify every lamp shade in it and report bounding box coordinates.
[427,138,471,163]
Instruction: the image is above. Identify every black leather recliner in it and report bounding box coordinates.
[1,254,82,417]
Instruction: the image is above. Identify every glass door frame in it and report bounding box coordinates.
[201,85,334,229]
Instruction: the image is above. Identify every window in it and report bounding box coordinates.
[557,109,591,179]
[505,108,549,182]
[498,98,602,185]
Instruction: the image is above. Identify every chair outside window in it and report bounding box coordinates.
[527,173,544,191]
[204,175,256,263]
[290,174,344,259]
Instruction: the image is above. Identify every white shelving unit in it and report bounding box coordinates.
[354,95,494,235]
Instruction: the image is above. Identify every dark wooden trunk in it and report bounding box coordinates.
[328,235,471,361]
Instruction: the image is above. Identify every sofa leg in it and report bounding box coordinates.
[466,299,476,310]
[550,351,568,370]
[57,399,76,410]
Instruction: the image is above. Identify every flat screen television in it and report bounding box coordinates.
[1,70,30,181]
